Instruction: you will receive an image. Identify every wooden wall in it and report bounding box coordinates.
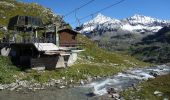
[59,31,77,47]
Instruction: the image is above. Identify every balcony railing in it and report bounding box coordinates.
[0,38,85,47]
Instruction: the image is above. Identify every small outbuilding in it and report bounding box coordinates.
[58,29,79,47]
[0,15,84,70]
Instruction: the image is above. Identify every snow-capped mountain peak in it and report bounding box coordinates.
[126,14,161,25]
[81,13,170,33]
[85,13,120,25]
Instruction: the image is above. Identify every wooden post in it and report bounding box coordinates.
[55,25,59,47]
[35,30,38,38]
[13,30,17,43]
[30,28,33,43]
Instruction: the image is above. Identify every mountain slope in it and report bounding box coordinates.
[79,13,170,51]
[130,26,170,63]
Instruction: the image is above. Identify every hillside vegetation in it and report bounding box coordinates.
[0,0,68,38]
[0,34,150,83]
[0,0,150,83]
[122,74,170,100]
[19,35,150,83]
[0,0,62,26]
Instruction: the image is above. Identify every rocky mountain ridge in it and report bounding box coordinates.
[81,13,170,34]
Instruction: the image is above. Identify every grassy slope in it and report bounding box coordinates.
[20,35,150,83]
[0,0,150,83]
[0,34,150,83]
[122,74,170,100]
[0,0,55,26]
[77,34,148,66]
[0,0,66,37]
[0,56,19,84]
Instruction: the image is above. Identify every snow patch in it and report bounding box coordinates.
[80,13,170,34]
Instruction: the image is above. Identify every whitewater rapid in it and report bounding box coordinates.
[84,65,170,96]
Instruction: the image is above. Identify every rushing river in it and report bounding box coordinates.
[0,65,170,100]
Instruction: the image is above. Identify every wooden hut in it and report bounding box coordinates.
[58,29,79,47]
[0,15,84,70]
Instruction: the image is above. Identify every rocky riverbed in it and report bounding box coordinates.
[0,76,92,92]
[0,65,170,100]
[0,73,103,93]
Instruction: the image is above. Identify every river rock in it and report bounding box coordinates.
[55,80,62,84]
[80,80,84,85]
[59,85,66,89]
[154,90,163,97]
[111,93,120,99]
[87,76,92,82]
[108,94,112,98]
[70,79,73,83]
[0,84,4,90]
[62,77,66,80]
[2,84,8,89]
[18,80,29,87]
[10,84,19,91]
[107,87,117,94]
[163,98,169,100]
[10,83,17,88]
[149,71,159,77]
[16,87,22,92]
[49,81,55,86]
[32,67,45,71]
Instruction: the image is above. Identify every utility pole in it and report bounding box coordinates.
[54,16,64,47]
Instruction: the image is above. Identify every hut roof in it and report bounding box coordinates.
[58,29,79,35]
[8,15,44,30]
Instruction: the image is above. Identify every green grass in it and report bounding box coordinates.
[0,56,19,83]
[77,34,150,67]
[0,34,150,84]
[19,35,151,83]
[122,74,170,100]
[22,64,129,83]
[14,34,151,83]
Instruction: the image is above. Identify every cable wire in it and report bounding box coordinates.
[80,0,125,20]
[63,0,96,18]
[70,0,126,25]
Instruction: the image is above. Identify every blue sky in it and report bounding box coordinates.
[23,0,170,27]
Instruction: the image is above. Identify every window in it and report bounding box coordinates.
[72,35,76,40]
